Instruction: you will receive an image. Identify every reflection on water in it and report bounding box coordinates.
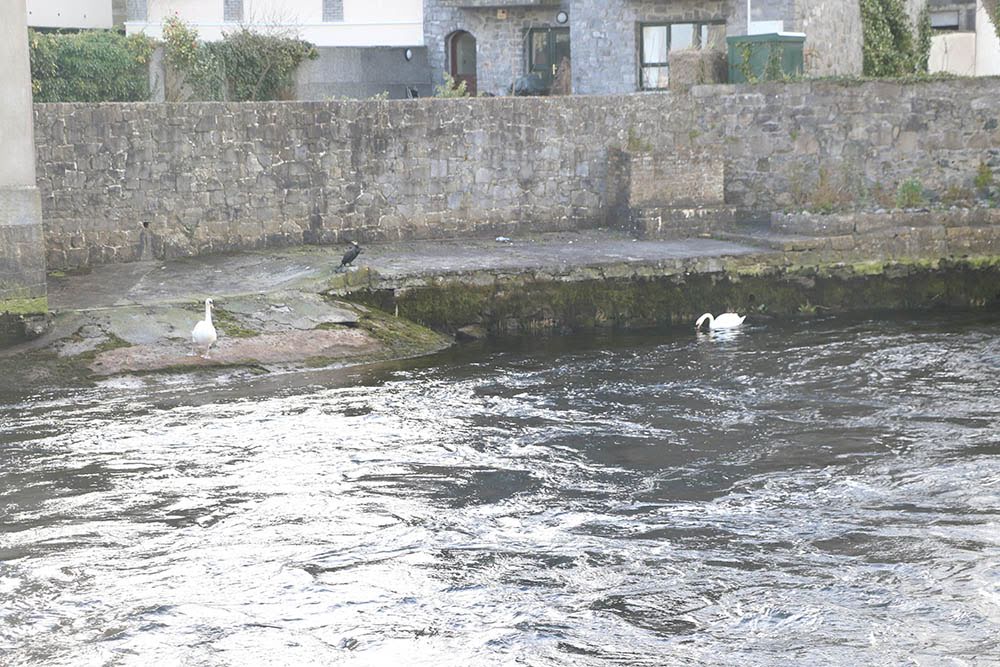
[1,311,999,666]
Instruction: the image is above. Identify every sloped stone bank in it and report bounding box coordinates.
[343,257,1000,335]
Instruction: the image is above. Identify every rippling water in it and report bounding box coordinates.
[2,311,999,666]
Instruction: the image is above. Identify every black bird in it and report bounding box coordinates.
[340,241,362,269]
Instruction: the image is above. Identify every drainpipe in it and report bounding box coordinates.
[747,0,751,34]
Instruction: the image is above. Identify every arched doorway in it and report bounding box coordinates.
[447,30,477,95]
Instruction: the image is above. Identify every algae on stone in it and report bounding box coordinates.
[0,296,48,315]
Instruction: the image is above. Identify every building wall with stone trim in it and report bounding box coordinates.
[570,0,731,95]
[792,0,863,76]
[424,0,860,96]
[33,78,1000,270]
[423,2,570,96]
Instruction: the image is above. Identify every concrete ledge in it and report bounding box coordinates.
[771,207,1000,236]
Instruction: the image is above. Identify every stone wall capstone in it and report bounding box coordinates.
[33,78,1000,270]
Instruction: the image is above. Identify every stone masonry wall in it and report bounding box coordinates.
[792,0,864,77]
[571,0,731,95]
[628,150,724,209]
[34,98,616,269]
[33,77,1000,270]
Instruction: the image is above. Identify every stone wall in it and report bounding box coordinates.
[627,149,724,209]
[33,77,1000,270]
[708,78,1000,210]
[34,97,615,269]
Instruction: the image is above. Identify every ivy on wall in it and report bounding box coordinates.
[861,0,932,77]
[29,29,155,102]
[162,16,318,102]
[984,1,1000,41]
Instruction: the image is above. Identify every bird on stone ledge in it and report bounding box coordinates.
[191,297,218,358]
[339,241,362,271]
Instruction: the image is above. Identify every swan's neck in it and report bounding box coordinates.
[204,302,213,324]
[697,313,713,328]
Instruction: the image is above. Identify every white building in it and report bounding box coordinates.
[124,0,422,47]
[26,0,123,30]
[124,0,429,99]
[929,0,1000,76]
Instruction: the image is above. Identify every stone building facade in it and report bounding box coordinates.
[424,0,862,97]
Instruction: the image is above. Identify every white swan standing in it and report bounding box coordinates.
[695,312,746,330]
[191,298,218,358]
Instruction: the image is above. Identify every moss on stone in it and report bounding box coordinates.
[0,296,48,315]
[91,332,130,356]
[848,260,889,275]
[732,262,776,277]
[355,306,452,356]
[210,307,259,338]
[325,267,378,294]
[341,255,1000,335]
[961,255,1000,269]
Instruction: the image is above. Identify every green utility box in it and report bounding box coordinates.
[726,33,805,83]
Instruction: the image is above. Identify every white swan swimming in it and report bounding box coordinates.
[695,312,745,330]
[191,298,218,358]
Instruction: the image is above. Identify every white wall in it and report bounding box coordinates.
[27,0,113,29]
[975,0,1000,75]
[929,32,977,76]
[129,0,423,47]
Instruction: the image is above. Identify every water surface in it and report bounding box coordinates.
[2,311,999,665]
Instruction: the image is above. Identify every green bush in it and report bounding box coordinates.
[433,73,469,98]
[896,178,927,208]
[975,162,994,192]
[861,0,931,77]
[162,16,317,101]
[29,29,155,102]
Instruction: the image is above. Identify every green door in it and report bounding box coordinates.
[528,28,570,91]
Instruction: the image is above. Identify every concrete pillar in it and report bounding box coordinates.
[0,0,47,342]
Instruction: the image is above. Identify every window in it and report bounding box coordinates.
[930,11,960,31]
[127,0,148,22]
[223,0,243,23]
[640,21,725,90]
[323,0,344,22]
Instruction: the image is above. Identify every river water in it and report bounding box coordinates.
[1,311,999,666]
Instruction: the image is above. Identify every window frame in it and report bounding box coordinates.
[929,10,960,31]
[638,20,725,91]
[323,0,344,23]
[527,28,570,74]
[223,0,243,23]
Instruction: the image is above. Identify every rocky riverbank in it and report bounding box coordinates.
[1,229,998,389]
